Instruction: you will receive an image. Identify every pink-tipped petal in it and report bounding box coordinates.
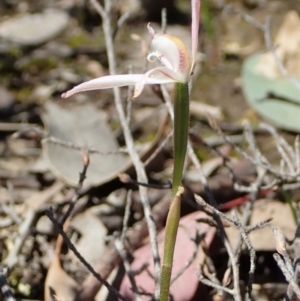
[191,0,201,71]
[147,23,156,39]
[132,66,181,99]
[61,74,145,98]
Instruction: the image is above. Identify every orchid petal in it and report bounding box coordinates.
[191,0,201,71]
[149,28,191,81]
[61,74,145,98]
[147,23,155,38]
[132,66,181,98]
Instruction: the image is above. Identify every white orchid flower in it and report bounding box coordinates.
[61,0,200,100]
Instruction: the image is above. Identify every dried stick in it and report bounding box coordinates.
[231,211,256,297]
[125,67,134,126]
[44,136,128,155]
[226,166,266,300]
[121,190,133,242]
[197,271,234,295]
[0,266,16,301]
[259,123,298,177]
[273,221,300,300]
[273,253,300,300]
[115,237,142,301]
[199,239,224,297]
[90,2,161,299]
[116,190,142,300]
[59,150,90,225]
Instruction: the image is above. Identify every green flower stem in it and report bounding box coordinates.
[171,82,190,199]
[160,82,189,301]
[160,186,184,301]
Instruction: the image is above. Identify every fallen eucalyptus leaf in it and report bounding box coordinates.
[242,53,300,132]
[42,102,129,187]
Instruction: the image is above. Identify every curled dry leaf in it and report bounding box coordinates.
[45,235,79,301]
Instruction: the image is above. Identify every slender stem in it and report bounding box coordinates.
[160,187,184,301]
[160,82,189,301]
[172,82,190,198]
